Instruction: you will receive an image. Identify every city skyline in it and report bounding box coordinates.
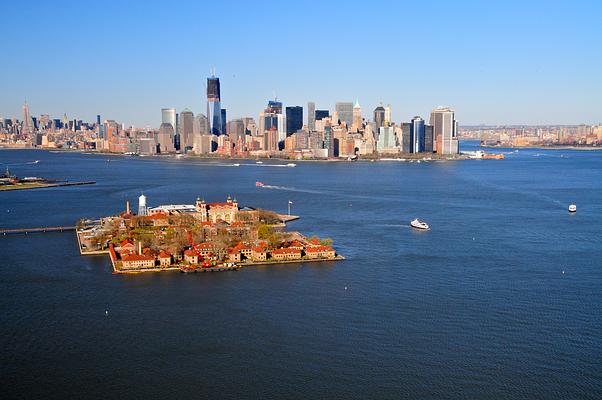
[1,1,601,126]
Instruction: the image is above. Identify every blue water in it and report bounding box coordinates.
[1,144,601,399]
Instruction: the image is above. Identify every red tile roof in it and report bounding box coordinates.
[184,249,197,256]
[121,253,155,262]
[271,248,302,255]
[158,250,171,258]
[305,246,334,253]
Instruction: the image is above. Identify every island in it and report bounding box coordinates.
[77,194,343,274]
[0,166,95,191]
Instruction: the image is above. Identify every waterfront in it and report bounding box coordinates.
[1,143,602,399]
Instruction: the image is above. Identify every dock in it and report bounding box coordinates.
[0,226,76,235]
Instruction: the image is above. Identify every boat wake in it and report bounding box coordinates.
[261,185,324,194]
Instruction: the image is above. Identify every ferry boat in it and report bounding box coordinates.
[410,218,429,230]
[255,181,265,187]
[482,153,505,159]
[568,204,577,213]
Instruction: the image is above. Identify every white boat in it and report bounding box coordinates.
[286,163,296,167]
[256,161,263,164]
[410,218,429,230]
[568,204,577,213]
[233,163,240,167]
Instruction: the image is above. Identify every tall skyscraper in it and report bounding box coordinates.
[207,75,222,135]
[352,101,362,131]
[285,106,303,135]
[22,101,33,134]
[410,116,425,153]
[220,109,227,135]
[430,107,458,154]
[161,108,177,149]
[179,109,194,150]
[384,104,392,125]
[261,100,285,145]
[425,125,434,153]
[307,102,316,131]
[373,105,385,133]
[335,102,353,127]
[401,122,412,153]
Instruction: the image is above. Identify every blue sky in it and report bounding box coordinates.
[1,0,600,127]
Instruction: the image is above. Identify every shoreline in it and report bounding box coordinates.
[480,144,602,151]
[0,146,469,162]
[0,181,96,191]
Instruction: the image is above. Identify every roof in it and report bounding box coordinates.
[120,239,134,247]
[158,250,171,258]
[121,253,154,262]
[271,248,302,255]
[143,213,168,219]
[195,242,214,249]
[184,249,197,256]
[207,202,236,208]
[305,246,334,253]
[288,240,305,248]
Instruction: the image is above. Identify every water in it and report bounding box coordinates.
[1,144,601,399]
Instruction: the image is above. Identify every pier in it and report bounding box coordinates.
[0,226,76,235]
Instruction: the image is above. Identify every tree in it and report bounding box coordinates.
[257,224,273,240]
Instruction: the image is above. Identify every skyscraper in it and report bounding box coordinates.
[352,101,362,131]
[179,109,194,150]
[221,109,227,135]
[22,101,33,134]
[315,110,329,120]
[384,104,392,125]
[373,105,385,133]
[285,106,303,135]
[161,108,177,149]
[410,116,425,153]
[335,102,353,127]
[207,75,222,135]
[401,122,412,153]
[307,102,316,131]
[429,107,458,154]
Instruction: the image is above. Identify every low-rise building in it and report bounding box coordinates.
[252,246,268,261]
[158,251,171,267]
[271,248,302,261]
[121,253,155,269]
[183,249,199,264]
[305,246,336,259]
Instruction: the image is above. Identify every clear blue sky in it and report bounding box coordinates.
[1,0,600,127]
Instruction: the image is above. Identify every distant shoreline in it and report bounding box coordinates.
[480,144,602,151]
[0,146,469,162]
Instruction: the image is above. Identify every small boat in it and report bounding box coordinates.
[255,181,264,187]
[233,163,240,167]
[286,163,296,167]
[410,218,429,230]
[256,161,263,164]
[568,204,577,213]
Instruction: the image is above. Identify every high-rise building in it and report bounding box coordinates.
[22,101,33,134]
[377,126,397,152]
[220,109,227,135]
[179,109,194,150]
[430,107,458,154]
[324,122,334,158]
[425,125,434,153]
[315,110,329,120]
[161,108,177,150]
[307,102,316,131]
[352,101,362,131]
[374,105,385,132]
[410,116,425,153]
[401,122,412,153]
[158,123,176,153]
[260,100,286,146]
[384,104,392,125]
[207,75,222,135]
[228,119,245,145]
[285,106,303,135]
[335,102,353,127]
